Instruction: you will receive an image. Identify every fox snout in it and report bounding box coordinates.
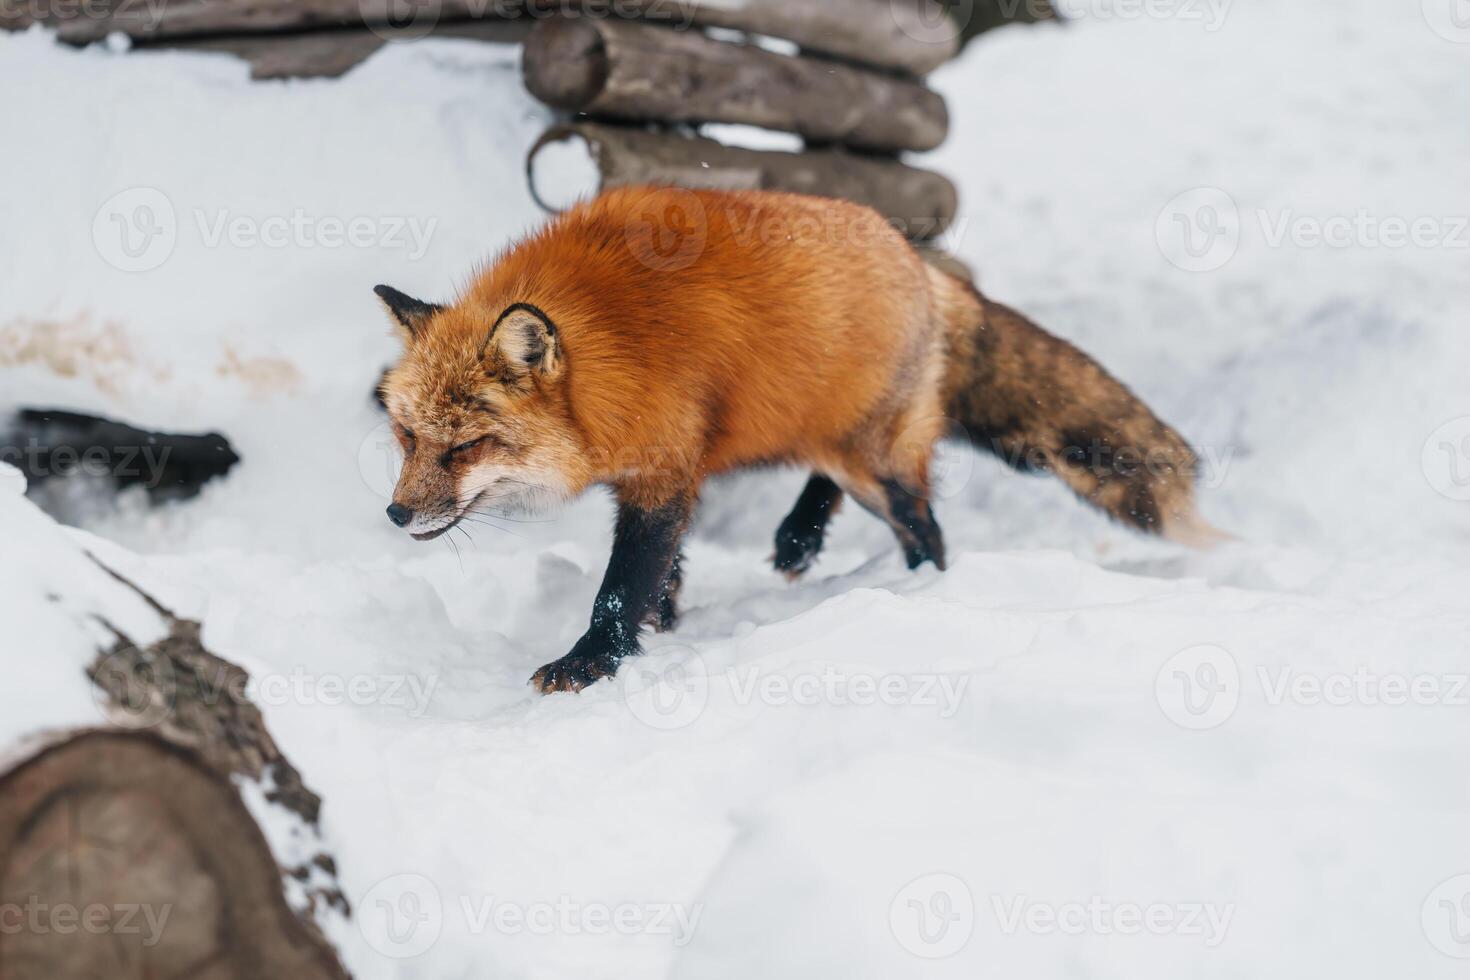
[386,491,460,540]
[386,499,446,539]
[387,444,465,538]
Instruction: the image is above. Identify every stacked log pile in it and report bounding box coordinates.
[0,0,1048,71]
[520,1,971,243]
[515,1,1051,250]
[2,0,1057,240]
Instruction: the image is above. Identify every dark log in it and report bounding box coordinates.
[527,0,961,77]
[523,17,949,153]
[527,121,958,240]
[165,19,530,80]
[2,1,961,76]
[0,0,503,44]
[2,408,239,504]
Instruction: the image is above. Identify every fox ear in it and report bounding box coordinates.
[482,304,561,384]
[374,284,442,341]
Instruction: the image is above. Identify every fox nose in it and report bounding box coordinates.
[386,503,414,528]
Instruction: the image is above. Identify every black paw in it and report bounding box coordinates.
[530,634,635,694]
[902,542,947,572]
[773,517,826,580]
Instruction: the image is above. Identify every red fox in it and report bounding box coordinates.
[376,186,1218,694]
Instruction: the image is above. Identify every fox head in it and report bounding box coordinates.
[374,284,584,540]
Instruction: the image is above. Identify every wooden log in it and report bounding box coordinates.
[527,122,958,240]
[0,566,348,978]
[0,734,347,979]
[4,408,239,504]
[527,0,962,77]
[165,19,530,80]
[0,0,503,44]
[523,17,949,154]
[170,28,393,80]
[2,1,960,76]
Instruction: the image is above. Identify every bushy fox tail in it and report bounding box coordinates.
[930,269,1226,547]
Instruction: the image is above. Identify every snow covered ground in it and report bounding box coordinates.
[2,1,1469,976]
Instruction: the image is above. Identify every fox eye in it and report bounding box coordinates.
[442,437,487,465]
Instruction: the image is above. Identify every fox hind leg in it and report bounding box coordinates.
[838,471,947,573]
[879,479,946,571]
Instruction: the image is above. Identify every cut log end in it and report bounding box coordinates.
[528,129,605,212]
[522,16,610,110]
[0,733,348,979]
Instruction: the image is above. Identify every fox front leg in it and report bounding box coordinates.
[531,494,692,694]
[773,474,844,579]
